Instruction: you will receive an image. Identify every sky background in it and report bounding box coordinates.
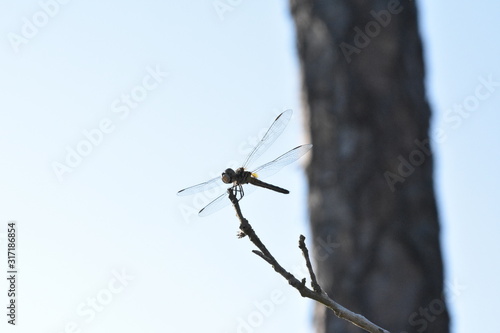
[0,1,498,333]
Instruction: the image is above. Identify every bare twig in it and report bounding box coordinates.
[227,188,390,333]
[298,235,322,293]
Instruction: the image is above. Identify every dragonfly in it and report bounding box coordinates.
[177,109,312,216]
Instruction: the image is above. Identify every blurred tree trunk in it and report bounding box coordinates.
[290,1,449,332]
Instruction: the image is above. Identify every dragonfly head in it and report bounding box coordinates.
[221,168,236,184]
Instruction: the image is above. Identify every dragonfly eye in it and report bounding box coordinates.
[222,168,235,184]
[222,173,231,184]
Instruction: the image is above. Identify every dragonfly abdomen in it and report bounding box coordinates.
[248,177,289,194]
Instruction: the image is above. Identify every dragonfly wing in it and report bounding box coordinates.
[177,176,223,196]
[242,110,293,169]
[252,144,312,179]
[199,191,231,217]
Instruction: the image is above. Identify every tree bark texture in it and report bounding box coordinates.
[290,1,450,332]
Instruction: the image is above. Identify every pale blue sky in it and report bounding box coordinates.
[0,1,498,333]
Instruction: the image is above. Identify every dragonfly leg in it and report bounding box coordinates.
[234,184,244,201]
